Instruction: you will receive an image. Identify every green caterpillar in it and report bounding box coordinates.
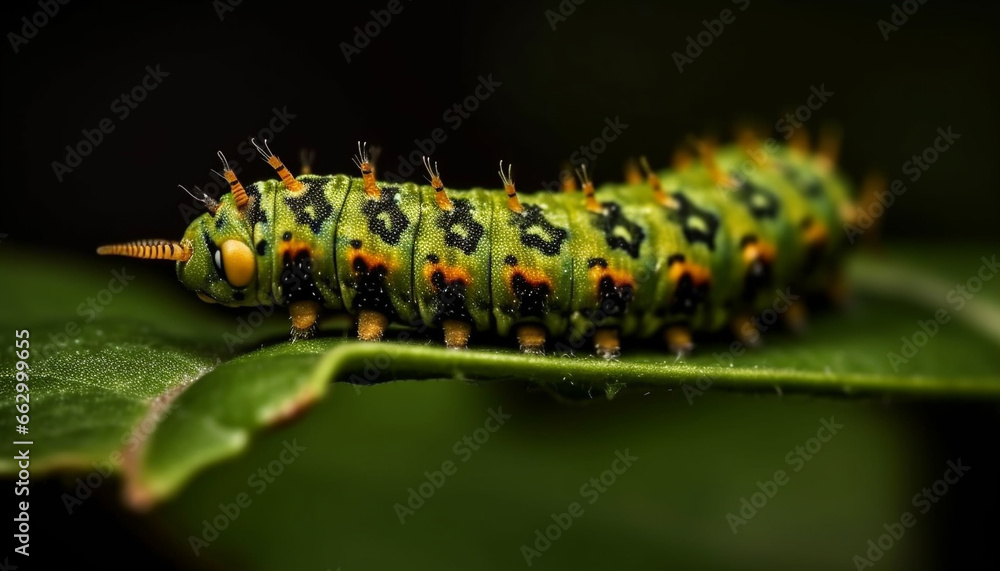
[97,135,856,357]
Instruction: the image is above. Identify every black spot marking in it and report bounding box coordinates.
[214,215,227,232]
[255,240,267,256]
[245,183,268,225]
[585,276,634,322]
[734,180,780,219]
[232,291,245,301]
[361,186,410,245]
[511,204,569,256]
[802,242,826,276]
[742,255,774,302]
[670,192,720,250]
[511,273,551,317]
[593,202,645,258]
[430,271,472,325]
[588,257,608,268]
[350,239,362,249]
[204,232,222,280]
[667,254,686,266]
[350,257,397,318]
[738,234,773,302]
[504,255,518,266]
[426,253,440,264]
[805,179,824,198]
[437,198,484,255]
[283,231,293,242]
[781,165,825,199]
[670,273,710,316]
[285,178,332,234]
[280,250,324,304]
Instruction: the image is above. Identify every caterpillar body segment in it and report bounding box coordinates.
[414,185,493,341]
[98,139,854,355]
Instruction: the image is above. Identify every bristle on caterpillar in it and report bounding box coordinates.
[576,164,601,213]
[215,151,250,208]
[498,160,523,213]
[560,161,578,192]
[253,138,304,193]
[178,184,219,214]
[299,148,316,175]
[423,156,452,211]
[623,157,643,185]
[353,141,381,199]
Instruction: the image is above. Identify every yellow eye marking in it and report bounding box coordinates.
[220,240,256,287]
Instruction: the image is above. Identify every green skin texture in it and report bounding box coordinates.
[174,144,852,344]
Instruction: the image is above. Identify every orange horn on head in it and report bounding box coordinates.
[96,239,192,261]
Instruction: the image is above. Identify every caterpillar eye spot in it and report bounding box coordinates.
[219,240,256,288]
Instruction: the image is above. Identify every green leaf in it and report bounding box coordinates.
[156,380,927,570]
[1,244,998,509]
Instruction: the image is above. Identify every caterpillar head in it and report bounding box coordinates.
[97,193,261,307]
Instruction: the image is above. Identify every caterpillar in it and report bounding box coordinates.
[97,131,858,358]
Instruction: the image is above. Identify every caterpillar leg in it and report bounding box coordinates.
[516,324,546,355]
[664,325,694,356]
[593,327,621,360]
[782,299,808,334]
[827,270,851,308]
[731,312,762,348]
[289,301,321,340]
[357,309,389,342]
[844,172,888,250]
[443,319,472,349]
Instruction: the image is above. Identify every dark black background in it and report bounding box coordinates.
[3,0,998,568]
[3,0,998,251]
